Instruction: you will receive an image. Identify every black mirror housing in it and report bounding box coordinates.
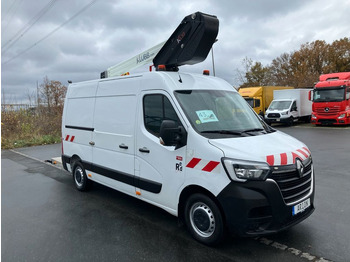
[159,120,187,149]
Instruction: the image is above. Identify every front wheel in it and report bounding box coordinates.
[184,194,225,246]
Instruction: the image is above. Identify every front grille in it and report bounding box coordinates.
[267,113,281,118]
[269,157,313,205]
[315,106,340,116]
[319,119,337,124]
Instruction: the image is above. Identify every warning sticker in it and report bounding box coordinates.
[196,110,218,123]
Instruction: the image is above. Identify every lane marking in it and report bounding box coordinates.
[9,149,66,171]
[256,237,333,262]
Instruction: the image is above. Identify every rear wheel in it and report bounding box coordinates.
[72,162,90,191]
[184,193,225,246]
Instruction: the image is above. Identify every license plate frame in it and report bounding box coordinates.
[292,198,310,216]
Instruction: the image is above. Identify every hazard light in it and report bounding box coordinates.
[157,65,166,71]
[203,70,210,75]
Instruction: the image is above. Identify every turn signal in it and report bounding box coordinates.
[203,70,210,75]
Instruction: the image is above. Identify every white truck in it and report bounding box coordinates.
[265,89,313,125]
[62,12,315,245]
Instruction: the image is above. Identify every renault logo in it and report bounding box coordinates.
[324,107,329,112]
[296,159,304,178]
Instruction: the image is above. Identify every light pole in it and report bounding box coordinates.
[211,39,218,76]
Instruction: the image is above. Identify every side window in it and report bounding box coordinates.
[254,99,260,108]
[291,101,297,111]
[143,94,181,137]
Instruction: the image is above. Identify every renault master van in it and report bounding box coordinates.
[62,71,315,245]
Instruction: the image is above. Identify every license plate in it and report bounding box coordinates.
[292,198,310,215]
[276,118,280,122]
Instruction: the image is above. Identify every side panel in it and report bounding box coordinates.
[62,81,98,170]
[90,79,139,195]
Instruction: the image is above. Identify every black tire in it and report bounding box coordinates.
[287,117,294,126]
[72,162,90,191]
[184,193,225,246]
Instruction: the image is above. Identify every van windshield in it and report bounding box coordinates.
[174,90,267,138]
[268,100,292,110]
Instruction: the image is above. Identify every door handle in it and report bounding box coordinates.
[119,144,128,149]
[89,141,95,146]
[139,147,150,153]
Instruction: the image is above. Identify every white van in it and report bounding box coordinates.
[62,71,315,245]
[265,89,312,125]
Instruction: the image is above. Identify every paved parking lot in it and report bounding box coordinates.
[2,123,350,261]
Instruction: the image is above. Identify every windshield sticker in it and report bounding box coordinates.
[196,110,219,123]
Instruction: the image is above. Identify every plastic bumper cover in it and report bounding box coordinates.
[217,179,315,237]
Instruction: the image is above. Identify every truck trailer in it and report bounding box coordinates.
[310,72,350,125]
[238,86,294,117]
[265,89,312,125]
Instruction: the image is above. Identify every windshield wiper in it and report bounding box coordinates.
[201,130,243,136]
[242,128,265,133]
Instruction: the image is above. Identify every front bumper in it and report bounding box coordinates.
[217,168,315,237]
[311,114,350,125]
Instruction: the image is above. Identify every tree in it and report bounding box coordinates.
[39,76,67,112]
[239,38,350,88]
[238,57,271,88]
[325,37,350,73]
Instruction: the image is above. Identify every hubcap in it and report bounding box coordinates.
[189,202,215,238]
[74,167,84,187]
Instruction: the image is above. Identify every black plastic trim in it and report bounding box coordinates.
[65,125,94,131]
[62,155,161,194]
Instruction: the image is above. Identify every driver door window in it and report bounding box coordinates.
[143,94,181,137]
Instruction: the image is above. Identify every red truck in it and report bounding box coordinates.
[310,72,350,125]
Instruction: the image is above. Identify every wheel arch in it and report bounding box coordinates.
[178,185,226,226]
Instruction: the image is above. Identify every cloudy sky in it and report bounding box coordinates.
[1,0,349,104]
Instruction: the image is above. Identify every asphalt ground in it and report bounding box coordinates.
[2,123,350,261]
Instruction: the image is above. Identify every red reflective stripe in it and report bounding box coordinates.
[186,158,201,168]
[266,155,274,166]
[292,152,300,164]
[280,153,287,165]
[202,161,220,172]
[302,147,311,154]
[297,149,308,158]
[65,135,70,141]
[70,136,75,142]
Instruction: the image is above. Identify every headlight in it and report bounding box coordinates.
[312,114,316,119]
[338,113,345,119]
[281,111,288,115]
[222,158,271,182]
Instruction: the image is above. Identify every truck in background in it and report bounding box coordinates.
[310,72,350,125]
[238,86,294,117]
[265,89,312,126]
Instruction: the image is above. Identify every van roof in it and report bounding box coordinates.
[67,71,236,99]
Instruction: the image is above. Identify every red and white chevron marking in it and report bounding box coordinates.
[186,157,220,173]
[64,135,75,142]
[266,147,311,166]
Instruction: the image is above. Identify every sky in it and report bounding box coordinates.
[1,0,349,104]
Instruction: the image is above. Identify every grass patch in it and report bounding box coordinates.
[1,107,63,149]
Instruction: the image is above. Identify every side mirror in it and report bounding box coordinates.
[308,90,313,101]
[159,120,187,149]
